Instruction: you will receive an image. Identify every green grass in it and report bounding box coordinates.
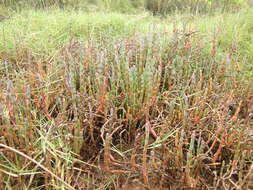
[0,10,153,57]
[0,6,253,190]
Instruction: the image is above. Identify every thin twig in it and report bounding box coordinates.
[0,143,75,190]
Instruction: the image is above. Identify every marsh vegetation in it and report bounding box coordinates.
[0,0,253,189]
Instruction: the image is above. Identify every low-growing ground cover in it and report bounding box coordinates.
[0,5,253,190]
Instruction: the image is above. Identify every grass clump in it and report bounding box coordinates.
[0,0,251,14]
[0,10,152,59]
[0,7,253,190]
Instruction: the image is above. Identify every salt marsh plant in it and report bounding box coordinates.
[0,7,253,190]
